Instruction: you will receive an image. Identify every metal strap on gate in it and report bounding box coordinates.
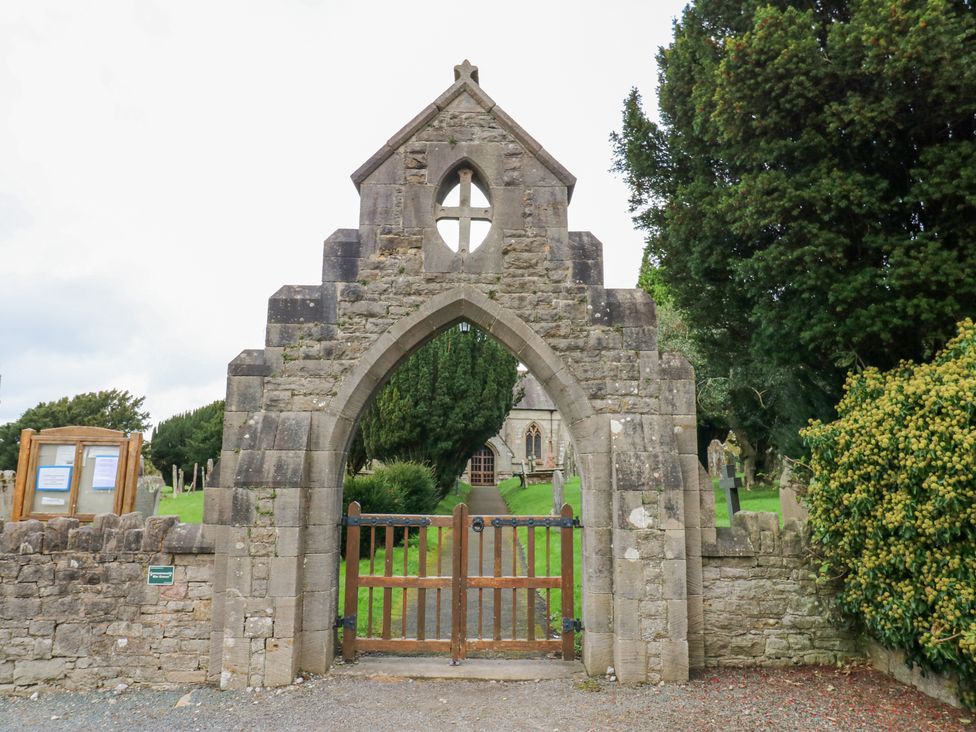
[486,516,581,529]
[342,515,432,527]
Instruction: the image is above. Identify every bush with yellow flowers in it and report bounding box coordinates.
[802,319,976,707]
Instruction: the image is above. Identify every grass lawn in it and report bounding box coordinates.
[338,482,472,638]
[158,487,204,523]
[713,482,782,527]
[497,475,582,630]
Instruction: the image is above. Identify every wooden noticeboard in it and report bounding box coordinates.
[12,426,142,522]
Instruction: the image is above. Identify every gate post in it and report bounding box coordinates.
[342,501,361,661]
[560,503,576,660]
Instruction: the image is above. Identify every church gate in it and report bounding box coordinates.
[205,61,707,690]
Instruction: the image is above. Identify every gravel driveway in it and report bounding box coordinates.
[0,665,969,731]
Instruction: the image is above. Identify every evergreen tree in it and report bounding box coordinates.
[0,390,150,470]
[357,324,520,494]
[612,0,976,457]
[150,400,224,481]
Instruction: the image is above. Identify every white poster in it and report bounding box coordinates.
[91,456,119,490]
[54,445,76,466]
[41,496,67,507]
[37,466,72,491]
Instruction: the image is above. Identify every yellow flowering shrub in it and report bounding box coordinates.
[803,319,976,706]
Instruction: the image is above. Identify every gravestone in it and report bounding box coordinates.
[707,439,725,478]
[135,475,165,518]
[0,471,14,522]
[551,469,564,516]
[778,462,809,523]
[719,463,742,516]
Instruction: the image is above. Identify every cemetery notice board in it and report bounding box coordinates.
[12,426,142,521]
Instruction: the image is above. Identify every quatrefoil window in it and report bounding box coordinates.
[435,165,492,254]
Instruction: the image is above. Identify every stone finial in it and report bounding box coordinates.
[454,59,479,84]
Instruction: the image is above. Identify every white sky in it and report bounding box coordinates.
[0,0,685,427]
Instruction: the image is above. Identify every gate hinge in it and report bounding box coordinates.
[335,615,356,631]
[562,618,583,633]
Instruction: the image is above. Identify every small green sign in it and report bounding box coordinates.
[147,565,175,586]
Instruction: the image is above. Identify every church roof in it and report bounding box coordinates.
[514,373,556,411]
[351,60,577,201]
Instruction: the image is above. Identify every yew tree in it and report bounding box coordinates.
[356,324,521,494]
[612,0,976,457]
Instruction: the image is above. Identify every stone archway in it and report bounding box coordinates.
[206,61,705,691]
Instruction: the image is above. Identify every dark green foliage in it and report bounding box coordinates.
[612,0,976,458]
[356,325,520,495]
[150,401,224,481]
[0,390,150,470]
[379,461,439,515]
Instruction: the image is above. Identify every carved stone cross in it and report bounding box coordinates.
[435,168,491,254]
[454,59,479,84]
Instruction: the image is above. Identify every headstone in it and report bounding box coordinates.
[718,463,742,516]
[0,470,14,522]
[707,439,725,478]
[551,469,565,516]
[518,460,527,488]
[778,462,809,524]
[135,475,165,518]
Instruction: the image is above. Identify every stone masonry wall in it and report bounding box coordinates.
[701,512,859,667]
[0,514,214,693]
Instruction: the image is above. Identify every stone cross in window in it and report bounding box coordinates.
[435,168,491,254]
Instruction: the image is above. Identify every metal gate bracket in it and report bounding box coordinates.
[562,618,583,633]
[335,615,356,631]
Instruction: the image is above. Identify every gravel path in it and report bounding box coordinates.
[0,665,969,731]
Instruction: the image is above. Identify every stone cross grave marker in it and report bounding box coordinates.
[551,469,564,516]
[719,463,742,516]
[707,439,725,478]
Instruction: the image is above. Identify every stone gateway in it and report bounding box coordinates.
[206,60,706,689]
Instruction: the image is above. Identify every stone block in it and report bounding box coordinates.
[274,413,311,451]
[269,557,300,597]
[163,523,215,554]
[263,637,296,687]
[273,490,303,529]
[53,623,90,657]
[13,658,66,685]
[142,515,179,551]
[613,637,647,683]
[662,559,688,600]
[659,639,689,681]
[228,350,271,377]
[240,413,278,451]
[226,376,265,412]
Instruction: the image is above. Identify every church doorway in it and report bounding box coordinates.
[469,446,495,486]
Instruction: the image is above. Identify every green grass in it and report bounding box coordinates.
[338,482,472,638]
[497,475,582,630]
[158,487,204,523]
[713,482,782,527]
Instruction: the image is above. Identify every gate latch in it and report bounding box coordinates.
[471,516,485,533]
[335,615,356,631]
[562,618,583,633]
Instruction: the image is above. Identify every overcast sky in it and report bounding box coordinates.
[0,1,687,428]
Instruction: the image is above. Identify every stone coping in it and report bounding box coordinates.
[0,513,214,556]
[702,511,807,558]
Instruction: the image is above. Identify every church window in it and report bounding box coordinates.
[435,164,492,253]
[525,424,543,460]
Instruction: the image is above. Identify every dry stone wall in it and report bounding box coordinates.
[0,514,214,693]
[701,511,859,667]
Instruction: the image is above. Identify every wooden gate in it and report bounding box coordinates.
[341,502,578,663]
[469,447,495,486]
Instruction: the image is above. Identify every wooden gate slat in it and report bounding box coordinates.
[417,526,427,641]
[560,503,575,660]
[382,525,393,640]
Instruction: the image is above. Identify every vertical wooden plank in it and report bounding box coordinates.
[477,527,484,639]
[401,526,409,639]
[367,526,376,637]
[450,503,465,663]
[511,524,518,640]
[382,525,393,640]
[560,504,575,660]
[526,525,535,641]
[417,526,428,641]
[458,503,469,658]
[12,429,35,521]
[342,502,361,661]
[493,523,502,641]
[436,526,443,639]
[122,432,142,514]
[545,526,552,638]
[67,442,82,515]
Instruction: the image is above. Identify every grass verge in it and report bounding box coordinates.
[158,487,204,523]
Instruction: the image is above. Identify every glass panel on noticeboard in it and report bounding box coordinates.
[75,445,121,515]
[31,443,76,515]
